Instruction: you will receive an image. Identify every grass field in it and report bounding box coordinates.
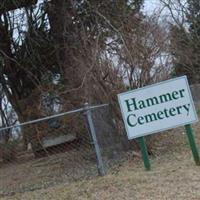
[1,124,200,200]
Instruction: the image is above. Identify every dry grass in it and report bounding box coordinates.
[3,150,200,200]
[1,123,200,199]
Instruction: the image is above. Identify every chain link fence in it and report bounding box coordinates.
[1,84,200,197]
[0,104,128,197]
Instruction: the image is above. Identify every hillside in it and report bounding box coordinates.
[1,122,200,200]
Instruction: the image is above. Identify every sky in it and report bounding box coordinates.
[144,0,162,14]
[143,0,180,24]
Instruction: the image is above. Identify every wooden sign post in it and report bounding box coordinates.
[137,137,151,170]
[185,124,200,165]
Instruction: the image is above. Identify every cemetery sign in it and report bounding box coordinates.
[118,76,198,140]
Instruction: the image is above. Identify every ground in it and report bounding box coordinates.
[1,124,200,199]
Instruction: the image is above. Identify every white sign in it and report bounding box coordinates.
[118,76,198,140]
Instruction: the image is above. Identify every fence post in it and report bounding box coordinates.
[84,103,106,176]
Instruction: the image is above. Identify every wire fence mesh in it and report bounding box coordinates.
[0,104,128,197]
[2,84,200,197]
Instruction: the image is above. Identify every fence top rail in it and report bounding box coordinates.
[0,103,109,132]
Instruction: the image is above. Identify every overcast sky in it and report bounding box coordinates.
[144,0,161,14]
[143,0,177,23]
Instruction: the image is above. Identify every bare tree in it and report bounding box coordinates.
[0,0,171,156]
